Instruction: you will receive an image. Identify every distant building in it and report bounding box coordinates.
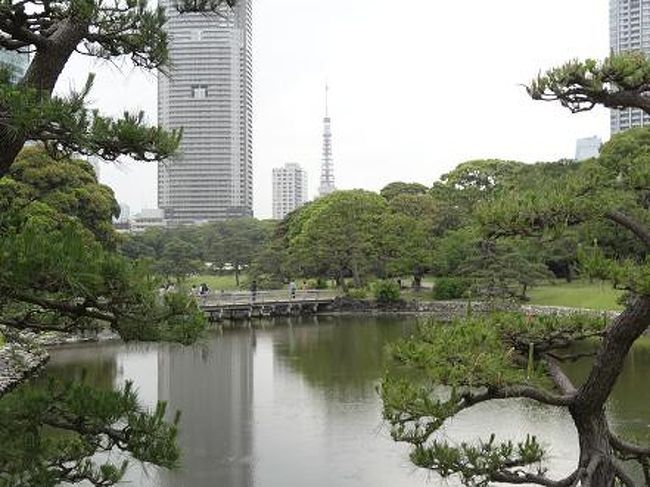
[0,49,28,82]
[116,203,131,224]
[575,136,602,161]
[157,0,253,224]
[610,0,650,133]
[272,163,308,220]
[130,208,166,233]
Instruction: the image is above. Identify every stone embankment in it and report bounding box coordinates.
[326,297,622,323]
[0,342,48,396]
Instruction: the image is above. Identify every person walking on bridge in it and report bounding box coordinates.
[250,280,258,303]
[288,281,297,300]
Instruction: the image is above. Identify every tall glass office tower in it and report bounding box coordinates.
[610,0,650,133]
[158,0,253,224]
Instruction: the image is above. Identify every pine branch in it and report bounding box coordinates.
[492,469,579,487]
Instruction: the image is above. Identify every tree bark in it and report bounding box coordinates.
[576,295,650,412]
[570,407,615,486]
[351,260,361,288]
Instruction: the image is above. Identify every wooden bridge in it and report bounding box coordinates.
[197,290,339,321]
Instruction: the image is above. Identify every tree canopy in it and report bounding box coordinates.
[0,148,206,485]
[382,51,650,487]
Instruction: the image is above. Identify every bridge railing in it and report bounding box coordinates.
[197,289,339,307]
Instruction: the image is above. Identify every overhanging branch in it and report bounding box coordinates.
[606,210,650,249]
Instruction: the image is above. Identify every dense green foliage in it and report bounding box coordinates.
[431,277,471,300]
[0,149,207,485]
[372,280,401,303]
[382,51,650,487]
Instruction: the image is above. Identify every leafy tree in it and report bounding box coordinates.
[376,211,432,289]
[382,52,650,487]
[430,227,479,277]
[156,237,203,281]
[203,218,273,287]
[380,181,428,201]
[4,146,120,247]
[287,190,387,288]
[372,280,401,303]
[0,152,206,485]
[462,239,553,300]
[432,160,524,207]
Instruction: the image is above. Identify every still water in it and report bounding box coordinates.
[42,315,650,487]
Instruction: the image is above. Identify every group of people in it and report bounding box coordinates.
[190,283,210,296]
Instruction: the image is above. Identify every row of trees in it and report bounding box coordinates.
[125,139,648,302]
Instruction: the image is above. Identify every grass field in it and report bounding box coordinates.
[187,274,247,291]
[528,281,623,311]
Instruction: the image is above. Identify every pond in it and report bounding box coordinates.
[41,315,650,486]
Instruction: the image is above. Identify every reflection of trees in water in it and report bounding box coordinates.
[274,316,415,398]
[36,344,122,390]
[563,338,650,444]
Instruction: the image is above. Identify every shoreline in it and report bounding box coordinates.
[0,302,627,398]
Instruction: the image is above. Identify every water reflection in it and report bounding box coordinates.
[157,331,254,487]
[37,317,650,487]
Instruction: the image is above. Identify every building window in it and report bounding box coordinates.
[191,85,208,99]
[192,29,203,41]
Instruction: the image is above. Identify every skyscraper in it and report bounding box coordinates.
[158,1,253,224]
[272,163,308,220]
[318,85,336,197]
[610,0,650,133]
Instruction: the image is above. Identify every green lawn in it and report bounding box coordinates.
[528,281,623,311]
[187,274,247,291]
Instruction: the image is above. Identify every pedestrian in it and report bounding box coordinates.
[289,280,297,300]
[250,280,258,303]
[199,283,209,296]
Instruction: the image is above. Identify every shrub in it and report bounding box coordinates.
[432,277,471,300]
[373,280,401,303]
[313,277,329,290]
[346,287,369,299]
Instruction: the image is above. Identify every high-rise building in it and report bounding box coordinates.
[158,1,253,224]
[610,0,650,133]
[0,49,29,82]
[272,163,308,220]
[318,85,336,197]
[575,136,603,161]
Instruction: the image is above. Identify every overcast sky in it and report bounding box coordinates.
[55,0,610,218]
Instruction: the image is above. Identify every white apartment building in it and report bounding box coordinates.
[575,136,603,161]
[158,0,253,224]
[272,163,308,220]
[610,0,650,133]
[130,208,167,233]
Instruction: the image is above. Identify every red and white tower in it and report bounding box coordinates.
[318,84,336,197]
